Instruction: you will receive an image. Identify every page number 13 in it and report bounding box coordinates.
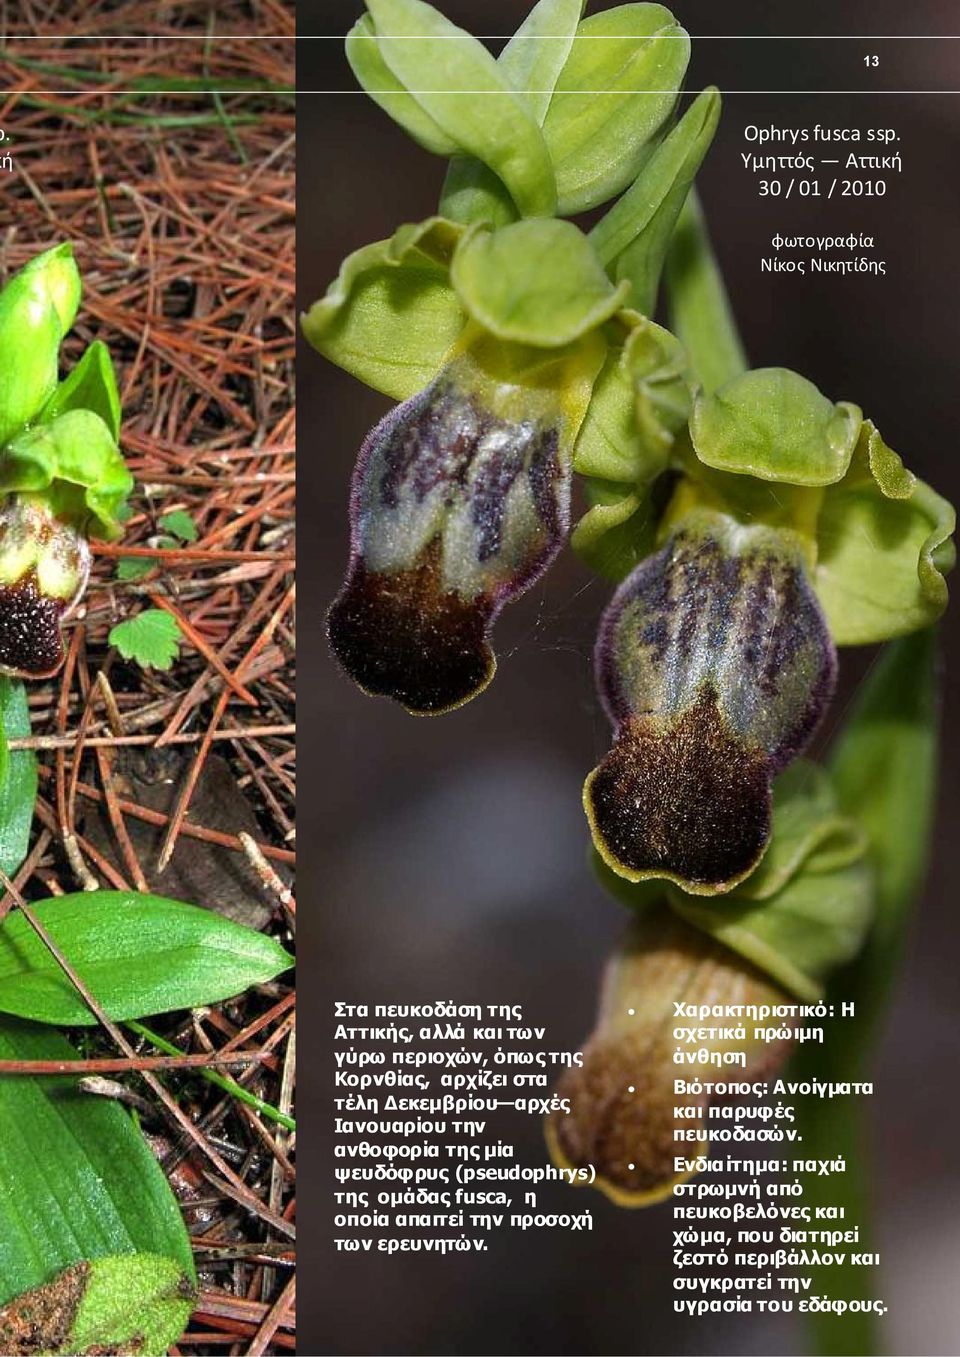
[864,53,879,66]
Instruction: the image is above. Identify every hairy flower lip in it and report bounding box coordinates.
[584,512,837,893]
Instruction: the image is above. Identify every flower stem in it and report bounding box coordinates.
[664,187,748,393]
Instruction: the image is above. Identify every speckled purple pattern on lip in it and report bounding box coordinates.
[328,375,569,715]
[585,516,837,892]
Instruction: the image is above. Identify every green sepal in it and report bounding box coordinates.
[541,3,690,215]
[571,315,688,579]
[301,216,466,400]
[670,852,874,1003]
[0,409,132,540]
[0,244,81,447]
[38,339,122,442]
[364,0,557,218]
[438,0,583,226]
[450,220,628,348]
[347,14,458,156]
[590,87,720,316]
[67,1254,194,1357]
[813,419,955,644]
[690,367,862,487]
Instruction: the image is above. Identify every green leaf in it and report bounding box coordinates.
[0,891,293,1025]
[589,87,720,316]
[116,555,158,581]
[365,0,557,217]
[0,1014,194,1307]
[0,679,37,881]
[814,420,955,644]
[450,219,627,347]
[665,189,748,394]
[690,367,862,486]
[109,609,182,670]
[541,3,690,214]
[301,217,465,400]
[346,14,458,156]
[0,244,79,447]
[0,408,133,540]
[37,339,122,443]
[1,1254,194,1357]
[438,0,582,226]
[158,508,198,543]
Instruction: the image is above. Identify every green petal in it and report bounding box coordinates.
[346,14,458,155]
[0,409,133,540]
[38,339,122,443]
[590,87,720,316]
[450,219,628,348]
[542,3,690,215]
[365,0,557,217]
[690,367,862,487]
[813,420,955,644]
[301,217,465,400]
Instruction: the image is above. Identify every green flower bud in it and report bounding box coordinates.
[546,911,792,1206]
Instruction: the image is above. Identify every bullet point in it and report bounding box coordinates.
[628,1162,635,1170]
[627,1085,635,1093]
[627,1007,635,1015]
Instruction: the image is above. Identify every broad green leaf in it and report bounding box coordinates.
[690,367,862,486]
[0,1014,194,1307]
[37,339,122,443]
[0,891,293,1025]
[665,189,748,394]
[109,608,182,670]
[0,245,78,447]
[438,0,582,225]
[0,408,132,540]
[365,0,557,217]
[589,87,720,316]
[814,421,955,644]
[346,14,458,155]
[0,679,37,881]
[542,4,689,214]
[450,220,627,347]
[0,1254,193,1357]
[301,217,465,400]
[670,854,874,1003]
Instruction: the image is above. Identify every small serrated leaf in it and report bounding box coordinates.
[116,556,158,582]
[109,609,182,670]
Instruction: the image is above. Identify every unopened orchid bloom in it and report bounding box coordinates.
[0,245,131,677]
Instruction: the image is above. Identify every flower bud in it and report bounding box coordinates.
[584,509,836,894]
[328,331,602,714]
[546,911,793,1206]
[0,497,89,678]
